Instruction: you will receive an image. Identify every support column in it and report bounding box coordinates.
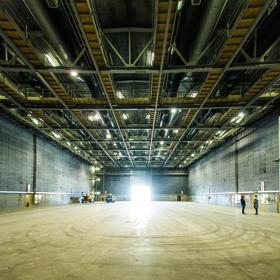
[32,134,37,201]
[235,140,239,194]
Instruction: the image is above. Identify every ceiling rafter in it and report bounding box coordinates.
[164,0,272,166]
[71,0,135,167]
[0,9,117,167]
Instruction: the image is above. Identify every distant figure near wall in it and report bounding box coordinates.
[253,195,259,215]
[240,195,246,214]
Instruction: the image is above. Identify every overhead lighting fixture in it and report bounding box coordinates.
[113,142,117,147]
[216,130,225,137]
[173,129,178,134]
[191,153,195,157]
[74,146,78,150]
[188,89,198,98]
[171,108,177,114]
[88,113,101,122]
[147,50,155,66]
[66,141,71,147]
[45,53,59,67]
[146,114,150,120]
[106,133,112,139]
[122,114,128,120]
[116,90,124,99]
[30,117,40,126]
[70,70,78,77]
[231,111,246,124]
[160,141,164,145]
[51,131,62,139]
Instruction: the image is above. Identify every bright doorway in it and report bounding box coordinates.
[131,185,151,202]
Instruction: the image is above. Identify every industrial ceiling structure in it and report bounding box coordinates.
[0,0,280,169]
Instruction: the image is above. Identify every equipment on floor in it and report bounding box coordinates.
[106,194,116,203]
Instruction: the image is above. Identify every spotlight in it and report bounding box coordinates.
[70,70,78,77]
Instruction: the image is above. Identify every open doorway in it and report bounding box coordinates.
[131,185,151,202]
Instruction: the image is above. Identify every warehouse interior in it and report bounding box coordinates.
[1,0,280,279]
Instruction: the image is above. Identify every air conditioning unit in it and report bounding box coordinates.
[192,0,202,5]
[45,0,59,8]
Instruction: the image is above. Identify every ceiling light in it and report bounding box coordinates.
[116,90,124,99]
[51,131,62,139]
[66,142,71,147]
[74,146,78,150]
[171,108,177,114]
[173,129,178,134]
[160,141,164,145]
[147,50,155,66]
[88,115,95,121]
[113,142,117,147]
[231,111,246,124]
[45,53,59,67]
[191,153,195,157]
[30,117,40,126]
[106,133,112,139]
[97,178,101,182]
[188,89,198,98]
[70,70,78,77]
[122,114,128,120]
[177,0,183,10]
[146,114,150,119]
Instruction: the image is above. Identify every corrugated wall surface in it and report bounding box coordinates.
[0,117,33,192]
[188,109,280,207]
[0,115,90,210]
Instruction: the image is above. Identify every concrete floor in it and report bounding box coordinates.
[0,202,280,280]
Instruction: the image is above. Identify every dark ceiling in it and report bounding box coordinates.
[0,0,280,170]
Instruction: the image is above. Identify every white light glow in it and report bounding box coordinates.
[231,111,246,124]
[131,185,151,203]
[30,117,40,126]
[173,129,178,134]
[70,70,78,77]
[106,133,112,139]
[45,53,59,67]
[116,90,124,99]
[160,141,164,145]
[51,131,62,139]
[171,108,177,114]
[123,114,128,120]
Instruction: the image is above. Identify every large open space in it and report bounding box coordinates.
[1,0,280,279]
[1,202,280,280]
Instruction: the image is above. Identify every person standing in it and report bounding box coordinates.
[81,192,84,203]
[253,195,259,215]
[240,195,246,214]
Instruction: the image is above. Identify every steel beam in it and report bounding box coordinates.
[1,61,280,74]
[164,1,272,166]
[0,12,118,167]
[70,0,135,167]
[148,0,174,166]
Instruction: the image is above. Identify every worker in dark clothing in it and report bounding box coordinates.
[253,195,259,215]
[240,195,246,214]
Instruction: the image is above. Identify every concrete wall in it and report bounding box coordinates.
[101,173,188,201]
[0,116,91,210]
[188,109,280,211]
